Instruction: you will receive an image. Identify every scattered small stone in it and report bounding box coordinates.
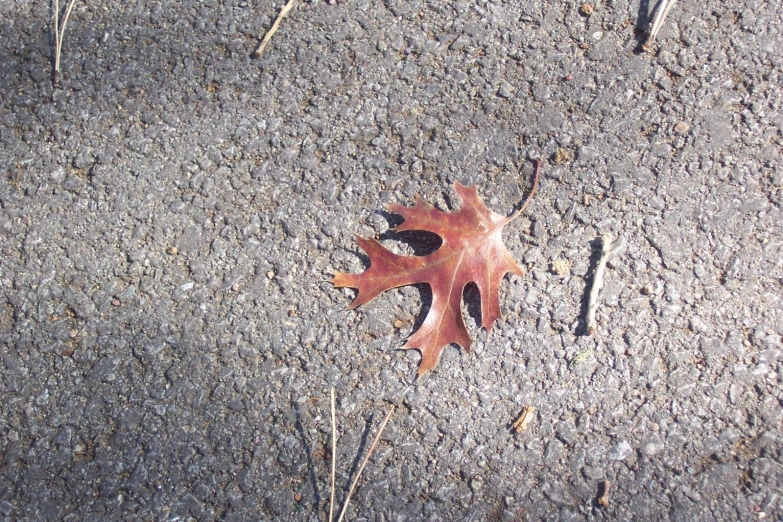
[551,258,572,276]
[641,283,655,295]
[608,440,633,460]
[166,246,178,255]
[294,492,302,502]
[69,329,78,338]
[570,350,594,367]
[512,406,536,433]
[553,148,573,164]
[232,282,240,292]
[580,3,595,15]
[288,309,296,317]
[596,480,611,507]
[674,121,691,134]
[111,298,121,306]
[498,82,515,99]
[49,166,66,183]
[266,271,275,279]
[393,319,403,329]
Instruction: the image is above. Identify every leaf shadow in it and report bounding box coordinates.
[293,402,321,514]
[575,237,605,336]
[406,283,434,335]
[376,210,442,257]
[463,282,483,335]
[376,210,441,338]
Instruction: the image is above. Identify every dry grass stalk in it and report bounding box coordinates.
[329,388,337,522]
[643,0,677,51]
[335,405,395,522]
[253,0,297,57]
[53,0,78,86]
[586,234,625,335]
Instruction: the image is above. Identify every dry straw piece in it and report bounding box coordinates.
[254,0,297,57]
[329,389,337,522]
[643,0,678,51]
[52,0,78,86]
[335,405,395,522]
[586,235,625,335]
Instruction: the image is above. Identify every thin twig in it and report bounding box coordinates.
[508,159,541,221]
[586,235,625,335]
[253,0,297,58]
[642,0,677,51]
[336,405,395,522]
[329,388,337,522]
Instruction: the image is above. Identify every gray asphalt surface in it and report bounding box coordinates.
[1,0,782,520]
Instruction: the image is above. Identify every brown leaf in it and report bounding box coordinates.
[332,162,540,376]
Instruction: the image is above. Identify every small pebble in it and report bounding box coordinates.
[266,271,275,279]
[551,258,572,276]
[554,148,573,164]
[675,121,691,134]
[580,3,594,15]
[166,246,178,255]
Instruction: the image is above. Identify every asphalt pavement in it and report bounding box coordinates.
[0,0,782,520]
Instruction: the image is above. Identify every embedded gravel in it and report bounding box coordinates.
[1,0,782,521]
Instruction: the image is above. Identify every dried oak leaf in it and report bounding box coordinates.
[332,162,540,376]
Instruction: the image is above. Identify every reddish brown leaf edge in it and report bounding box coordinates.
[332,160,541,377]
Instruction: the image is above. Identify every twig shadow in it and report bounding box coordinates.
[508,162,539,216]
[293,402,321,514]
[342,414,374,494]
[633,0,653,53]
[575,237,604,336]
